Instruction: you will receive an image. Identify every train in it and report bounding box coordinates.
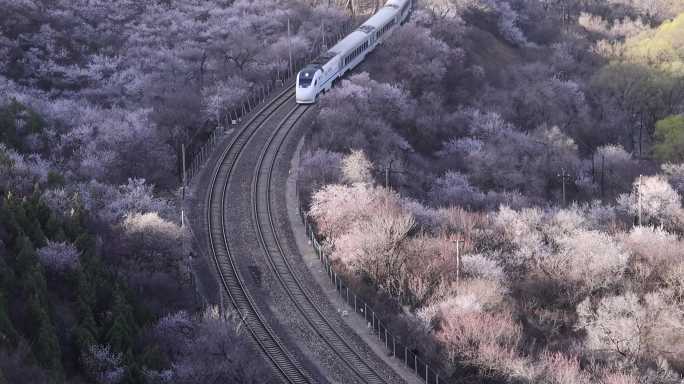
[295,0,413,104]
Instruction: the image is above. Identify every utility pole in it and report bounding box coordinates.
[600,154,605,198]
[452,237,465,291]
[321,20,327,51]
[287,18,293,76]
[637,174,643,226]
[557,167,568,206]
[182,143,187,189]
[384,159,395,189]
[181,143,186,228]
[215,94,222,130]
[385,167,390,190]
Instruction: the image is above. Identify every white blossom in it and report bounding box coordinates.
[37,241,80,272]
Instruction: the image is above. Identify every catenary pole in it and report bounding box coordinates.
[288,18,293,76]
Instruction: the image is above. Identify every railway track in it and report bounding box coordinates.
[206,85,314,384]
[206,78,400,383]
[252,100,393,384]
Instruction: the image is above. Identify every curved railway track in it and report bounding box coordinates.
[252,100,392,384]
[206,84,397,384]
[206,86,313,384]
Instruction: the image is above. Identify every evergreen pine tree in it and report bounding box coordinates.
[13,236,62,373]
[73,271,97,352]
[44,212,62,240]
[11,198,46,248]
[27,291,62,372]
[106,287,138,354]
[1,197,24,248]
[27,190,50,231]
[14,236,38,281]
[26,216,46,248]
[0,292,19,348]
[121,362,145,384]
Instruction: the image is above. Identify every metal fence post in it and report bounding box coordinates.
[301,195,446,384]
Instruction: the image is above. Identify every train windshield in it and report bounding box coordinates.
[298,67,319,88]
[298,77,312,88]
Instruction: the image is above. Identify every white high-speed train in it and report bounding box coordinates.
[295,0,413,104]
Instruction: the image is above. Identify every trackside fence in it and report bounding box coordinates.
[184,23,354,184]
[296,198,447,384]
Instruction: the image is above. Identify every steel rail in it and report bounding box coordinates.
[206,84,314,384]
[251,104,393,384]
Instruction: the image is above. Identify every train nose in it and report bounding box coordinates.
[296,87,315,104]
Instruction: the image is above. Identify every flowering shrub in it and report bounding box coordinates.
[37,241,80,272]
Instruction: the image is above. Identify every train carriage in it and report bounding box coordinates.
[296,0,412,104]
